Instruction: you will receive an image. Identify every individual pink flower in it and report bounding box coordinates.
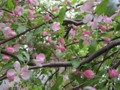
[41,31,47,36]
[108,69,119,78]
[59,38,65,44]
[59,45,66,52]
[103,16,112,24]
[7,61,30,82]
[66,0,71,5]
[14,6,24,16]
[21,66,30,80]
[82,30,90,36]
[51,22,61,31]
[83,70,95,79]
[4,18,9,23]
[88,21,98,29]
[7,69,16,81]
[2,55,10,61]
[28,9,34,20]
[44,14,50,20]
[36,53,45,66]
[83,86,96,90]
[80,2,94,13]
[47,38,53,44]
[3,27,16,39]
[83,14,93,23]
[52,6,58,11]
[98,24,107,33]
[103,37,111,44]
[81,30,93,45]
[6,47,15,54]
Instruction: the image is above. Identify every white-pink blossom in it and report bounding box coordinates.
[51,22,61,31]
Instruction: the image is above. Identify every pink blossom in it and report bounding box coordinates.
[59,38,65,44]
[51,22,61,31]
[7,69,16,81]
[8,13,14,17]
[103,37,111,44]
[66,0,71,5]
[83,70,95,79]
[41,31,47,36]
[36,53,45,66]
[6,47,15,54]
[27,0,39,6]
[52,6,58,11]
[88,21,98,29]
[4,18,9,23]
[2,55,10,61]
[82,30,90,36]
[59,45,66,52]
[80,2,94,13]
[98,24,107,33]
[14,6,24,16]
[28,9,34,20]
[108,69,119,78]
[84,86,96,90]
[103,16,112,24]
[81,30,93,45]
[21,66,30,80]
[83,14,93,23]
[3,27,16,39]
[47,38,53,44]
[15,0,21,3]
[7,61,30,81]
[44,14,50,20]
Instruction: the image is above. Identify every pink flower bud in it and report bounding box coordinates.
[54,45,60,50]
[4,18,9,23]
[104,37,111,44]
[15,0,21,3]
[59,46,66,52]
[44,14,50,20]
[47,38,53,44]
[59,38,65,44]
[6,47,15,54]
[66,0,71,5]
[108,69,119,78]
[98,24,107,33]
[41,31,47,37]
[82,30,90,36]
[83,70,95,79]
[2,55,10,61]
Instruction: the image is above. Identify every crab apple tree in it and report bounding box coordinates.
[0,0,120,90]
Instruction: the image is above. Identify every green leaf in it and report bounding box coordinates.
[89,40,97,54]
[26,32,33,42]
[17,25,26,34]
[23,51,30,61]
[51,75,63,90]
[7,0,14,10]
[71,60,80,68]
[17,54,24,62]
[95,0,109,15]
[59,8,66,24]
